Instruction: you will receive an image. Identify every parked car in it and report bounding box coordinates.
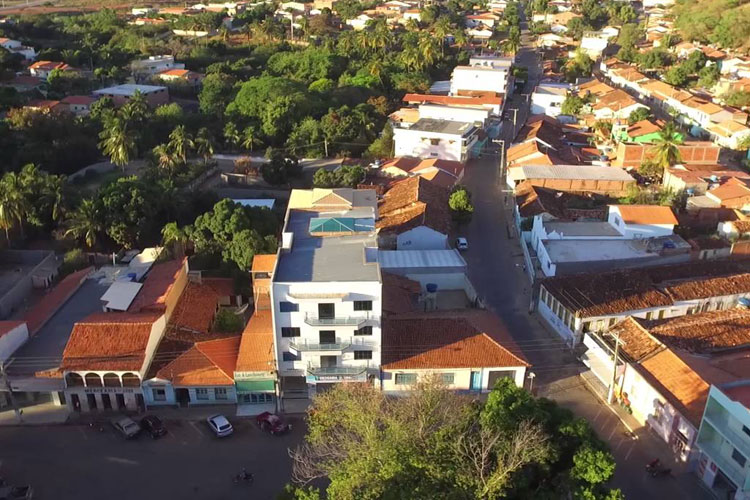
[456,237,469,251]
[111,417,141,439]
[206,414,233,437]
[140,415,167,439]
[0,485,33,500]
[256,412,291,436]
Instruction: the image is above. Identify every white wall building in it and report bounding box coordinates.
[450,64,511,97]
[0,322,29,363]
[130,55,185,79]
[531,83,570,117]
[393,118,481,162]
[0,37,36,60]
[417,103,491,126]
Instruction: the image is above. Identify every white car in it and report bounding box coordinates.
[456,237,469,251]
[206,414,234,437]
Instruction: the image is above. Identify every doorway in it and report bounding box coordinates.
[86,394,97,410]
[116,394,126,410]
[71,394,81,412]
[136,394,145,412]
[318,303,335,319]
[176,388,190,407]
[320,355,337,368]
[320,330,335,344]
[470,371,481,391]
[101,394,112,410]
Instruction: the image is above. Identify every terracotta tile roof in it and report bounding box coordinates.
[251,254,277,274]
[516,115,565,149]
[729,220,750,233]
[418,169,460,189]
[626,120,662,138]
[708,177,750,203]
[156,336,240,386]
[592,89,638,110]
[578,79,615,98]
[382,271,421,315]
[0,321,25,339]
[61,312,159,372]
[168,281,220,333]
[641,309,750,353]
[159,69,190,77]
[706,119,750,138]
[542,261,750,317]
[403,93,503,106]
[410,158,464,178]
[376,176,451,235]
[612,204,678,225]
[514,181,607,219]
[61,95,97,106]
[235,307,275,372]
[23,267,92,335]
[29,60,70,71]
[202,277,235,298]
[382,157,422,171]
[382,310,529,369]
[129,259,184,313]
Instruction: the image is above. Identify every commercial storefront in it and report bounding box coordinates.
[64,372,145,412]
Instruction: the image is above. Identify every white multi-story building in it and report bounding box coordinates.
[450,63,511,98]
[393,118,481,162]
[271,189,384,401]
[697,385,750,499]
[130,55,185,80]
[531,83,570,117]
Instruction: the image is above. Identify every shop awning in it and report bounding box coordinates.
[236,380,275,393]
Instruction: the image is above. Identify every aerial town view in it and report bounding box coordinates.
[1,0,749,498]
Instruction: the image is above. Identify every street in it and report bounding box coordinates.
[0,416,306,500]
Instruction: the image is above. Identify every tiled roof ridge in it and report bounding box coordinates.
[477,331,530,367]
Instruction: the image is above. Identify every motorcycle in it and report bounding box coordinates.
[232,469,254,485]
[645,458,660,473]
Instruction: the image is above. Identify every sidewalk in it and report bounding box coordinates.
[0,402,69,426]
[579,370,643,434]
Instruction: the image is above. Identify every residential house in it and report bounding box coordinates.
[393,118,481,162]
[611,141,720,169]
[590,89,648,120]
[718,220,750,240]
[28,61,76,80]
[403,92,503,116]
[506,165,637,196]
[450,60,512,98]
[345,13,375,30]
[464,12,499,28]
[61,96,98,116]
[705,178,750,211]
[381,310,529,393]
[93,84,169,108]
[376,176,451,250]
[156,69,204,87]
[579,34,609,59]
[696,384,750,499]
[0,75,42,92]
[706,120,750,150]
[23,100,67,113]
[512,181,609,234]
[0,38,36,60]
[380,156,464,187]
[537,260,750,345]
[131,55,185,81]
[531,83,570,117]
[271,188,383,401]
[608,204,679,239]
[612,119,677,144]
[417,103,491,127]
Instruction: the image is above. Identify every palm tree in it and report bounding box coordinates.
[371,18,391,52]
[168,125,194,165]
[241,126,260,152]
[651,122,683,168]
[417,33,439,68]
[120,91,149,126]
[400,44,422,72]
[195,127,215,164]
[153,144,179,174]
[161,221,188,258]
[65,199,103,249]
[433,16,452,57]
[405,18,420,32]
[224,121,241,150]
[43,174,66,224]
[0,172,29,244]
[99,117,136,171]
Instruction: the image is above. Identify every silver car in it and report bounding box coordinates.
[206,414,233,437]
[111,417,141,439]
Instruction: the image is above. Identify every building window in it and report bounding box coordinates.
[440,373,455,385]
[354,350,372,360]
[743,425,750,439]
[658,309,666,319]
[395,373,417,385]
[430,138,440,146]
[283,351,299,362]
[281,327,301,337]
[280,301,298,312]
[152,388,166,401]
[353,300,372,311]
[608,317,616,327]
[196,388,209,400]
[732,448,747,468]
[215,388,228,400]
[250,393,273,404]
[355,326,373,336]
[582,321,592,333]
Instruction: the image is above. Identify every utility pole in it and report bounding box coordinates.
[607,333,624,404]
[0,362,22,423]
[527,371,536,393]
[324,138,329,157]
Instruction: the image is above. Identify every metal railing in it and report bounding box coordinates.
[304,312,372,326]
[289,338,351,352]
[307,364,368,377]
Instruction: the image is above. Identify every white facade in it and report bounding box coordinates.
[396,225,448,250]
[0,323,29,362]
[381,366,526,393]
[271,281,382,397]
[131,55,185,78]
[450,65,510,97]
[579,36,609,59]
[393,122,479,162]
[417,104,490,126]
[0,38,36,60]
[608,206,676,238]
[697,385,750,499]
[531,83,570,117]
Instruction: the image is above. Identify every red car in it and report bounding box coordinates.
[256,412,291,436]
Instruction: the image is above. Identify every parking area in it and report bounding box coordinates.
[0,414,307,500]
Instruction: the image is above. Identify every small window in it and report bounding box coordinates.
[353,300,372,311]
[196,388,209,400]
[215,388,228,400]
[283,351,299,361]
[582,321,592,333]
[281,327,301,337]
[743,425,750,439]
[152,388,166,401]
[430,138,440,146]
[732,448,747,468]
[608,318,616,327]
[354,350,372,360]
[280,301,298,312]
[440,373,455,385]
[355,326,373,336]
[658,309,666,319]
[395,373,417,385]
[250,393,273,404]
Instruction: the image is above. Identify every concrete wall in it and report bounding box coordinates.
[450,67,508,95]
[418,104,490,125]
[0,250,57,320]
[0,322,29,362]
[396,226,448,250]
[393,128,469,162]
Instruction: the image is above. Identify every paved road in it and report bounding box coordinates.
[0,416,305,500]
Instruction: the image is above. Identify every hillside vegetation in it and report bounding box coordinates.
[674,0,750,50]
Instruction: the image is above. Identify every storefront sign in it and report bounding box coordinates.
[306,374,367,383]
[82,387,137,394]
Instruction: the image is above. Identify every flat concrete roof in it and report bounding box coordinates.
[510,165,636,181]
[93,84,166,96]
[544,221,623,237]
[274,209,380,283]
[543,239,654,263]
[408,118,477,136]
[378,249,467,269]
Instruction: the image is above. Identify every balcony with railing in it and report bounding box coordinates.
[289,338,352,354]
[307,363,369,379]
[703,405,750,460]
[304,312,373,327]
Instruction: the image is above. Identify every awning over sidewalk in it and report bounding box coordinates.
[235,380,275,393]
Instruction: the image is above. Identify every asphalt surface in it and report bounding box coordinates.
[0,416,306,500]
